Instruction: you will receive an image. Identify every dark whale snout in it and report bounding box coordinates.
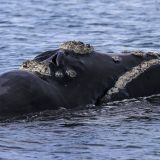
[0,71,65,116]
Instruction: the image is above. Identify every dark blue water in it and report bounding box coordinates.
[0,0,160,159]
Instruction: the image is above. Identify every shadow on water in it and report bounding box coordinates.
[1,94,160,124]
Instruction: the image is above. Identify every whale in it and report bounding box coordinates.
[0,41,160,116]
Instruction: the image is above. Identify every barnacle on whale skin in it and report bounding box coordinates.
[19,60,51,76]
[131,50,144,57]
[59,41,94,54]
[65,68,77,78]
[147,51,160,58]
[55,71,64,78]
[112,56,121,63]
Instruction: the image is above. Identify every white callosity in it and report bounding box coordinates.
[122,50,159,58]
[20,60,51,76]
[66,68,77,78]
[102,58,160,102]
[55,71,64,78]
[112,56,121,62]
[60,41,94,54]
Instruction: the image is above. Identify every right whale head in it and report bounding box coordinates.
[20,41,95,79]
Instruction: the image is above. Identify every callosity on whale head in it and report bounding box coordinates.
[19,60,51,76]
[59,41,94,54]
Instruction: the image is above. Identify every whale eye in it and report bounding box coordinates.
[65,68,77,78]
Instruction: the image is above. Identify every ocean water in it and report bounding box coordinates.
[0,0,160,159]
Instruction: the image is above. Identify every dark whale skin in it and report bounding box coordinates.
[125,65,160,98]
[0,49,160,116]
[0,71,65,116]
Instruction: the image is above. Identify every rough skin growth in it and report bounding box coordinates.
[20,60,51,76]
[60,41,94,54]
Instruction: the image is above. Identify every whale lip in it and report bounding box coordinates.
[19,60,51,76]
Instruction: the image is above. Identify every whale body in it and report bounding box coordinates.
[0,41,160,116]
